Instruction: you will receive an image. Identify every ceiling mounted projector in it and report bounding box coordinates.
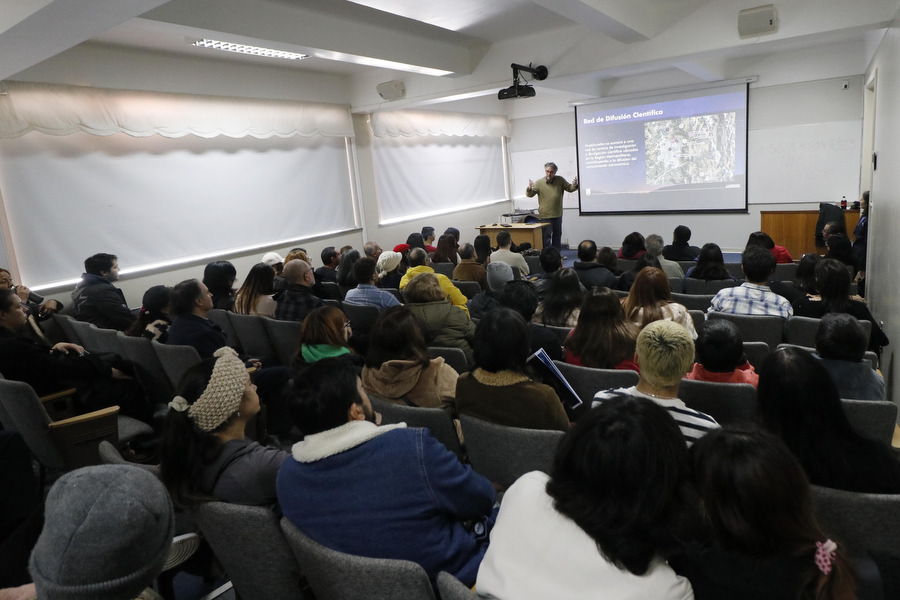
[498,63,548,100]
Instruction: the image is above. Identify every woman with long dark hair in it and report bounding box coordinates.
[476,396,692,599]
[565,287,639,371]
[757,346,900,493]
[160,347,287,507]
[684,243,734,282]
[532,268,583,328]
[473,234,493,266]
[672,428,856,600]
[792,258,888,350]
[362,306,458,408]
[234,262,276,317]
[431,233,459,265]
[622,267,697,338]
[617,254,661,291]
[202,260,237,311]
[336,249,361,289]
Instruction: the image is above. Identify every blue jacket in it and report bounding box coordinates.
[277,422,496,585]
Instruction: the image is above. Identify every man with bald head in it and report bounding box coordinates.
[275,258,324,322]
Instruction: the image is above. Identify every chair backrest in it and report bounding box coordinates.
[436,571,478,599]
[677,260,697,272]
[77,323,120,354]
[196,502,305,600]
[772,262,799,282]
[228,312,277,358]
[524,255,544,275]
[707,312,785,350]
[552,361,639,408]
[52,313,82,344]
[97,439,161,475]
[430,262,456,278]
[207,308,238,347]
[279,518,436,600]
[776,343,879,371]
[450,280,481,300]
[688,309,706,336]
[677,379,758,427]
[617,258,637,272]
[682,278,739,295]
[784,315,872,349]
[341,302,382,336]
[0,379,64,470]
[723,262,744,279]
[383,288,403,302]
[318,281,344,301]
[116,331,174,398]
[672,292,715,312]
[263,318,302,366]
[840,399,898,446]
[458,414,563,490]
[322,298,343,309]
[742,341,770,371]
[426,346,469,374]
[542,325,572,347]
[68,318,100,349]
[152,341,202,390]
[811,485,900,557]
[369,396,462,457]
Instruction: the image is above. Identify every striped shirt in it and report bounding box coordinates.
[592,386,719,446]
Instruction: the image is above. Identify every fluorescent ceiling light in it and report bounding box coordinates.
[191,39,309,61]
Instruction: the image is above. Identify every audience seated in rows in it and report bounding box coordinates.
[234,262,277,318]
[160,348,287,507]
[815,313,884,401]
[708,246,793,318]
[375,250,404,289]
[670,429,856,600]
[593,320,718,446]
[793,258,888,351]
[500,280,563,361]
[399,248,469,315]
[533,268,582,328]
[455,308,568,432]
[71,252,134,331]
[404,273,475,362]
[124,284,171,342]
[490,231,529,278]
[451,243,487,290]
[476,396,693,600]
[343,258,400,311]
[617,231,646,260]
[683,243,735,284]
[662,225,700,261]
[746,230,793,264]
[684,319,758,387]
[203,260,237,311]
[617,254,661,292]
[565,287,639,371]
[277,358,496,586]
[274,259,324,323]
[572,240,616,291]
[757,346,900,493]
[646,233,684,280]
[468,262,513,320]
[361,306,458,409]
[622,267,697,339]
[0,287,151,422]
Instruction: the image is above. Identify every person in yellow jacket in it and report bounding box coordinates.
[399,248,469,316]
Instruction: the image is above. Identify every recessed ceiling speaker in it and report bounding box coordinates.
[376,80,406,101]
[738,5,778,39]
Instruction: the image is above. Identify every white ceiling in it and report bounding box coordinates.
[1,0,899,112]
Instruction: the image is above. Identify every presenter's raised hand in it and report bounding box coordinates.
[572,176,578,186]
[527,179,534,191]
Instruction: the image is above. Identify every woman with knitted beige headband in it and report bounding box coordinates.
[160,347,287,507]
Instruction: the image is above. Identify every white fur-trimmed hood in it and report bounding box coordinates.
[291,420,407,463]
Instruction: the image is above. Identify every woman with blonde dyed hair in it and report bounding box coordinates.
[404,273,476,362]
[622,267,696,339]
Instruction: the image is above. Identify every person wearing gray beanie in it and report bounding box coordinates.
[28,464,174,600]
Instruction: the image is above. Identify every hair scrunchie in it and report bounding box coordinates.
[815,539,837,575]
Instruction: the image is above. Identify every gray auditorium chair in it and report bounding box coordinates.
[196,502,305,600]
[116,331,174,400]
[772,262,798,282]
[811,485,900,558]
[207,308,238,347]
[677,379,758,427]
[524,255,544,275]
[840,399,898,446]
[263,317,302,366]
[672,292,715,311]
[437,571,478,599]
[742,341,770,370]
[426,346,469,374]
[369,395,462,457]
[552,360,639,407]
[688,309,706,336]
[458,414,563,490]
[681,278,739,295]
[341,302,381,336]
[228,312,277,358]
[51,313,83,345]
[430,262,456,278]
[707,312,785,350]
[152,340,202,389]
[280,518,435,600]
[451,280,482,300]
[784,315,872,348]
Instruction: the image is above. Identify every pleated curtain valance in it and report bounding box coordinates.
[370,109,510,138]
[0,81,355,139]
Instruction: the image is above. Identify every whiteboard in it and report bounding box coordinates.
[510,146,579,209]
[748,121,861,205]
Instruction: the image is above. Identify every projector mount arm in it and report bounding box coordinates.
[510,63,548,85]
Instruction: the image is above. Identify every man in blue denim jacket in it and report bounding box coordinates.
[277,358,496,586]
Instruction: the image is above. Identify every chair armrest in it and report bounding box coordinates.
[40,388,79,421]
[48,405,120,469]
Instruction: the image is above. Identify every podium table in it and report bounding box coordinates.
[760,210,860,259]
[477,223,545,250]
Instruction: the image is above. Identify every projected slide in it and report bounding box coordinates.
[575,83,748,214]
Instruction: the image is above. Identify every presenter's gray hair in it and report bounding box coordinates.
[544,162,558,171]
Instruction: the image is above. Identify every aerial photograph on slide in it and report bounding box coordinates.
[644,113,736,187]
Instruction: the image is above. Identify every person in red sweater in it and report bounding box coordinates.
[746,231,793,264]
[685,319,758,388]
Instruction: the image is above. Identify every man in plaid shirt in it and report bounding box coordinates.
[707,246,793,318]
[275,259,324,322]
